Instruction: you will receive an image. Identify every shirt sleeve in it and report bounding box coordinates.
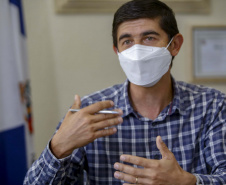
[23,129,86,185]
[193,95,226,185]
[23,139,86,185]
[24,101,91,185]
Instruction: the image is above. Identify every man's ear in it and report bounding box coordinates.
[113,45,118,54]
[170,33,183,57]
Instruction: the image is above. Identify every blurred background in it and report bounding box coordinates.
[22,0,226,158]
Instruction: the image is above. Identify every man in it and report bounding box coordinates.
[24,0,226,184]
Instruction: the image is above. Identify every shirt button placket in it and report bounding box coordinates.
[151,121,160,160]
[152,122,157,127]
[154,154,160,159]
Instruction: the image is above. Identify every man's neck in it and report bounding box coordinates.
[129,71,173,120]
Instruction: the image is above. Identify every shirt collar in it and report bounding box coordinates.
[115,80,134,118]
[170,77,186,116]
[116,77,185,118]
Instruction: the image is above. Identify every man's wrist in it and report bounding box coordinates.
[180,171,197,185]
[193,174,201,185]
[50,135,70,159]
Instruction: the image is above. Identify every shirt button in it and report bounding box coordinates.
[152,122,157,127]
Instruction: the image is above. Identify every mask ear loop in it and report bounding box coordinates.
[165,37,174,49]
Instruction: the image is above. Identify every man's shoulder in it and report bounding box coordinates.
[81,83,125,107]
[176,80,226,101]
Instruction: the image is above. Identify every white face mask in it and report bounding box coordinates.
[118,38,173,87]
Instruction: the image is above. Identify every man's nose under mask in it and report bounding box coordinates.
[117,38,173,87]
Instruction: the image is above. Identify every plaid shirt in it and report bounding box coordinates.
[24,79,226,185]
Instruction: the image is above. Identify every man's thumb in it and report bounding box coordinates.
[156,136,173,160]
[72,94,81,109]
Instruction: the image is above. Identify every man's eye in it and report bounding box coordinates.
[123,40,132,45]
[146,37,154,41]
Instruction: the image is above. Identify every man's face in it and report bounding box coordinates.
[116,18,170,53]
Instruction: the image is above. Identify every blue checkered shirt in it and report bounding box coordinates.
[24,79,226,185]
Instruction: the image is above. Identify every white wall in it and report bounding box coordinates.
[23,0,226,157]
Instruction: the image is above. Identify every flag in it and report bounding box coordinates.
[0,0,35,184]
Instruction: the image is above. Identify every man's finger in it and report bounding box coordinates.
[82,100,115,114]
[114,162,145,178]
[94,126,118,138]
[156,136,173,160]
[114,170,144,185]
[119,155,158,168]
[94,116,123,131]
[71,94,81,109]
[90,108,123,123]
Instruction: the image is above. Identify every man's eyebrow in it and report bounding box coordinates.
[118,31,160,42]
[141,30,160,37]
[118,33,132,42]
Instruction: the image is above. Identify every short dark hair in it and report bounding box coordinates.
[112,0,179,48]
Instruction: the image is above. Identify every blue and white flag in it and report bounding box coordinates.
[0,0,35,184]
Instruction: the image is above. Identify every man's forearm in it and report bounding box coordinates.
[24,141,83,185]
[193,172,226,185]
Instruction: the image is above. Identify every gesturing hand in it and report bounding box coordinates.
[114,136,196,185]
[51,94,123,159]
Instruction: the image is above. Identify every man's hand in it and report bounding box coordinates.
[50,94,123,159]
[114,136,197,185]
